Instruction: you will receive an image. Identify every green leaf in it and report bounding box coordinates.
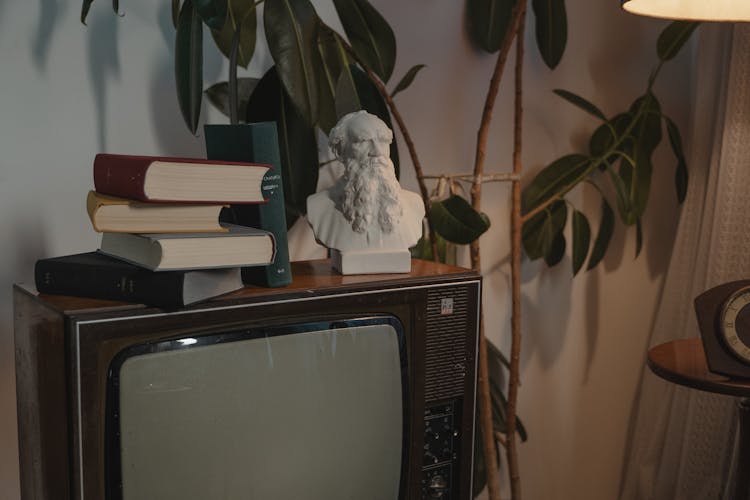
[635,218,643,258]
[617,157,640,223]
[590,123,614,158]
[487,340,528,441]
[665,116,688,203]
[430,195,491,245]
[411,236,430,261]
[175,0,204,134]
[467,0,516,53]
[657,21,699,61]
[587,197,615,270]
[81,0,94,24]
[410,232,453,264]
[172,0,181,28]
[522,200,567,260]
[571,210,591,275]
[316,24,356,134]
[334,69,362,126]
[487,338,511,370]
[532,0,567,69]
[349,66,401,178]
[674,155,688,204]
[391,64,426,98]
[607,166,632,222]
[624,94,662,221]
[317,25,348,88]
[589,113,632,164]
[246,67,319,227]
[81,0,120,24]
[264,0,322,127]
[195,0,227,30]
[545,231,566,266]
[612,95,662,225]
[333,0,396,82]
[522,154,591,214]
[554,89,606,121]
[210,0,257,68]
[205,78,259,120]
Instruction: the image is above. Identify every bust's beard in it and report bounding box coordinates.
[340,157,403,234]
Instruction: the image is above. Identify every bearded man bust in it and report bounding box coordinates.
[306,110,425,274]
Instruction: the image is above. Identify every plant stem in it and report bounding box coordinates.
[507,6,527,500]
[423,173,520,183]
[647,59,665,91]
[472,1,528,499]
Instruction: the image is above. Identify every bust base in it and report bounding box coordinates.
[331,249,412,275]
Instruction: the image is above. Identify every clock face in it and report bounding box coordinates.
[720,286,750,364]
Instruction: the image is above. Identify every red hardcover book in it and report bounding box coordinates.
[93,153,271,203]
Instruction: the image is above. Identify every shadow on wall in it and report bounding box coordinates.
[30,0,121,153]
[149,3,222,156]
[31,0,67,72]
[520,258,573,370]
[32,0,209,156]
[582,182,606,383]
[86,10,121,152]
[588,5,654,112]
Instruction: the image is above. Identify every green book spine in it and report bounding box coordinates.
[204,123,292,287]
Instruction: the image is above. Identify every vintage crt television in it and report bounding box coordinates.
[14,259,481,500]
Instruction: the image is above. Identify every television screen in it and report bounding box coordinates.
[108,317,407,500]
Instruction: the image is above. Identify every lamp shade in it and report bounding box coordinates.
[621,0,750,21]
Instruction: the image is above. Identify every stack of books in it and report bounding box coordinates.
[35,153,280,308]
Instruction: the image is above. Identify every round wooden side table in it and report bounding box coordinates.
[647,338,750,499]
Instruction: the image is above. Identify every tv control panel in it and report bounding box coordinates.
[421,401,462,499]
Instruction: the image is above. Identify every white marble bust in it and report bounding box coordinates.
[306,111,425,274]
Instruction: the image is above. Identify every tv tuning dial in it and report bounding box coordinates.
[427,474,448,498]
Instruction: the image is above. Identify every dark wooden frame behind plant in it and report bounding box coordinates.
[80,1,698,498]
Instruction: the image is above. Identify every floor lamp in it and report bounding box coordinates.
[621,0,750,22]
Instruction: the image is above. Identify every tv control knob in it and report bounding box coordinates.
[427,474,448,498]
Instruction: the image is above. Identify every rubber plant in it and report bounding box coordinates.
[81,1,698,498]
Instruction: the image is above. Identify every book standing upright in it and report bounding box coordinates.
[205,123,293,288]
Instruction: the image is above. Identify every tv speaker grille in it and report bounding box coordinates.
[424,287,471,402]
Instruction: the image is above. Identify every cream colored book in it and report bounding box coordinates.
[98,223,276,271]
[87,191,228,233]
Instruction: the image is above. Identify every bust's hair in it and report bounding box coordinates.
[329,111,365,159]
[328,110,392,160]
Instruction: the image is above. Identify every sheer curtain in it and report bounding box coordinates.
[620,23,750,500]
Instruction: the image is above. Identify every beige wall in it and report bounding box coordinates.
[0,1,693,499]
